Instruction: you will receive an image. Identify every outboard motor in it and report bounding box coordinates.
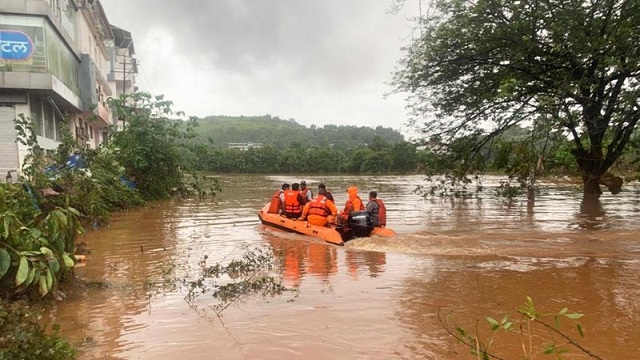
[348,211,373,238]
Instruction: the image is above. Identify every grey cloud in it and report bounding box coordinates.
[104,1,412,89]
[100,0,419,129]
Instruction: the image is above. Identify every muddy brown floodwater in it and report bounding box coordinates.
[44,175,640,359]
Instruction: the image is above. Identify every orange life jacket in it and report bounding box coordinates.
[372,199,387,227]
[283,190,301,214]
[345,196,364,213]
[308,195,330,217]
[267,190,282,213]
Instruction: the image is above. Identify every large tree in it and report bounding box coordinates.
[394,0,640,195]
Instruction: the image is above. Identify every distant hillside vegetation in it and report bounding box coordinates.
[192,115,405,150]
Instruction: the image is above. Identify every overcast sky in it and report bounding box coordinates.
[100,1,420,133]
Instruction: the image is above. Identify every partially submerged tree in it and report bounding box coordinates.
[394,0,640,196]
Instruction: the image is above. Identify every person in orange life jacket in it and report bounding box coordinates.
[365,191,387,227]
[278,183,290,213]
[298,187,338,227]
[268,183,288,213]
[283,183,304,218]
[317,183,334,202]
[338,186,364,224]
[299,180,313,204]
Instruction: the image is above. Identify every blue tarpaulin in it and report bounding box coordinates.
[44,154,136,189]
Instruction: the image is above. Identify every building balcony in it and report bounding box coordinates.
[0,71,82,111]
[94,101,110,125]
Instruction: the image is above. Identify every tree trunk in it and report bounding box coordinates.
[583,176,602,197]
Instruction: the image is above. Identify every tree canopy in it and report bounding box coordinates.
[394,0,640,195]
[108,93,217,200]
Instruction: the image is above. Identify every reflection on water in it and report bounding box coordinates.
[577,196,608,230]
[267,234,387,288]
[44,175,640,359]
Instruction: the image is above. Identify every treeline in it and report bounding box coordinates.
[189,140,424,174]
[185,119,587,175]
[185,115,592,176]
[191,115,405,150]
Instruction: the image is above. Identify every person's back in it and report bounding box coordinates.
[366,191,386,227]
[299,189,337,226]
[340,186,364,224]
[268,183,287,213]
[283,183,303,218]
[318,183,334,202]
[278,183,290,214]
[299,180,313,203]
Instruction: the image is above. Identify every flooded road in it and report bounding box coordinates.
[47,175,640,359]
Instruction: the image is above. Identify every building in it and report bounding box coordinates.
[109,24,137,130]
[228,142,264,150]
[0,0,137,179]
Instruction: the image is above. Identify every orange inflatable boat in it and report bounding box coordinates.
[258,204,396,245]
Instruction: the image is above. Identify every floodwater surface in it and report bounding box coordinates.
[46,175,640,359]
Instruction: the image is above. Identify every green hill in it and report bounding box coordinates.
[192,115,405,150]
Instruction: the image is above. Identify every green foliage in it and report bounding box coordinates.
[420,134,488,179]
[390,142,420,173]
[0,299,75,359]
[394,0,640,195]
[440,297,602,360]
[14,114,145,223]
[193,142,422,174]
[0,185,82,298]
[184,114,421,174]
[108,93,220,200]
[47,147,145,223]
[490,140,537,183]
[1,121,87,298]
[417,174,483,199]
[14,115,49,190]
[544,143,580,176]
[190,115,405,151]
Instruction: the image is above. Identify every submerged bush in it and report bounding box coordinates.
[44,146,145,223]
[0,299,75,359]
[186,246,290,315]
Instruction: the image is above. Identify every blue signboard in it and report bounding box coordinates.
[0,30,34,61]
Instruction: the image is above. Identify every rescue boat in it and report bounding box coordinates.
[258,203,396,245]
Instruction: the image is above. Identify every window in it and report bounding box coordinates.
[30,98,43,136]
[55,112,64,141]
[76,118,84,139]
[43,101,55,140]
[51,0,61,20]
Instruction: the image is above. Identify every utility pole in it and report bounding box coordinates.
[119,57,138,95]
[118,56,136,127]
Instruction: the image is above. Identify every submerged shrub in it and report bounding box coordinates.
[0,299,75,359]
[44,146,145,223]
[186,246,290,315]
